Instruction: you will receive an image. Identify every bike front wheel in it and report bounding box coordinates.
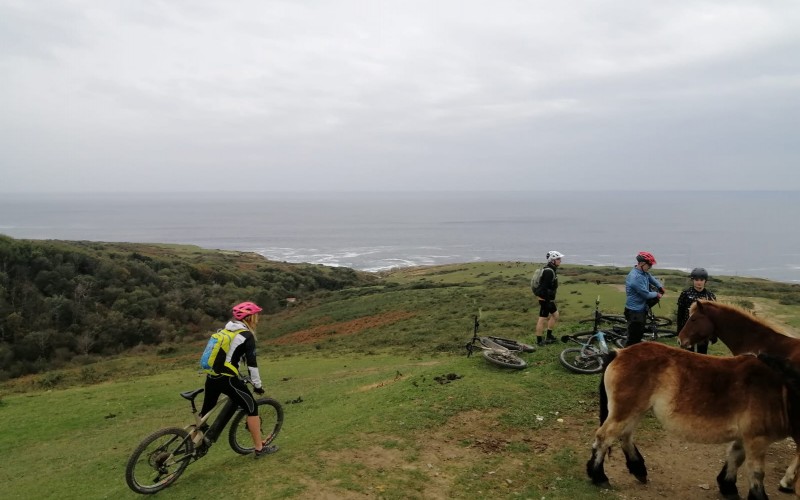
[229,398,285,455]
[482,349,527,369]
[125,427,194,494]
[559,347,604,374]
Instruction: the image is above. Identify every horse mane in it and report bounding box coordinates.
[692,300,789,336]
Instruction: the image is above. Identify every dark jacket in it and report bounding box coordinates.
[538,263,559,301]
[676,287,717,332]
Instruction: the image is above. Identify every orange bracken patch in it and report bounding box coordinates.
[267,311,416,345]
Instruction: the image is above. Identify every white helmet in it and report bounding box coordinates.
[546,250,564,262]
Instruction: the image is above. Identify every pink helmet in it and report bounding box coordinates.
[232,301,263,320]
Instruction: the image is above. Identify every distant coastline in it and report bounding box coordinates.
[1,190,799,283]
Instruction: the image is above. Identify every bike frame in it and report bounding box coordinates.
[179,376,257,456]
[561,330,610,355]
[465,315,518,357]
[183,390,240,446]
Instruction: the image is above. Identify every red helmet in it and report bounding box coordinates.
[232,301,263,320]
[636,251,657,266]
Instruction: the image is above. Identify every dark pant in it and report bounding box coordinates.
[624,308,647,347]
[200,374,258,417]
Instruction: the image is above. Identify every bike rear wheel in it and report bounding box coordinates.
[482,349,527,369]
[229,398,285,455]
[579,315,627,326]
[125,427,194,494]
[486,336,536,353]
[559,347,604,374]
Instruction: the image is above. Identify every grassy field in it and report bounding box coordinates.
[1,262,798,499]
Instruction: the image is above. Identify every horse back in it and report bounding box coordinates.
[604,342,790,443]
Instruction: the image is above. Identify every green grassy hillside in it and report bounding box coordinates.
[1,260,799,499]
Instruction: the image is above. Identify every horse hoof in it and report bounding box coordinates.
[635,475,647,484]
[778,485,794,494]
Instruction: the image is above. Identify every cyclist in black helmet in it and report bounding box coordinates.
[676,268,717,354]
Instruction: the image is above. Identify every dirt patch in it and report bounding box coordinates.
[267,311,415,345]
[317,409,797,499]
[355,371,407,392]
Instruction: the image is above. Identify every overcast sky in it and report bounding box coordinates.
[2,0,799,193]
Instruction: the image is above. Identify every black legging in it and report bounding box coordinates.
[199,375,258,417]
[624,308,647,347]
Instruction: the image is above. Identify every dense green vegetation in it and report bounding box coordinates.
[0,236,375,380]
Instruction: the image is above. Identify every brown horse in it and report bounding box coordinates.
[586,342,800,500]
[678,299,800,363]
[677,299,800,493]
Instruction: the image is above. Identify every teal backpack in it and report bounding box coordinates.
[199,328,242,375]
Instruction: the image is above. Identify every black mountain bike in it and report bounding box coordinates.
[125,377,284,494]
[559,297,627,374]
[578,296,675,343]
[574,296,628,348]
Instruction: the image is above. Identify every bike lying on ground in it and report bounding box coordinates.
[559,296,627,374]
[578,295,676,345]
[125,377,284,494]
[559,329,622,374]
[464,315,532,369]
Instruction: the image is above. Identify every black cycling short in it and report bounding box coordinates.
[538,299,558,318]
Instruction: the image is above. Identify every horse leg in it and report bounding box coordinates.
[742,439,770,500]
[778,452,799,494]
[587,418,629,487]
[716,440,744,498]
[619,431,647,483]
[586,434,612,486]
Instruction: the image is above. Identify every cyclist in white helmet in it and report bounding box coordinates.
[534,251,563,346]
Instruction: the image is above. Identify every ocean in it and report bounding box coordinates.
[1,191,799,283]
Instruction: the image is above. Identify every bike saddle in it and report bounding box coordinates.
[180,388,205,401]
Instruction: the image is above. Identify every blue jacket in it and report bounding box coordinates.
[625,266,663,312]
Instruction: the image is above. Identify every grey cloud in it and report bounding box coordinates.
[1,0,799,192]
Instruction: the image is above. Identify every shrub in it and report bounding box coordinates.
[80,366,102,384]
[38,371,64,389]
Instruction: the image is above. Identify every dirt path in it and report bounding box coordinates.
[319,409,796,499]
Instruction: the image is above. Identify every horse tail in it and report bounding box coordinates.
[598,350,619,425]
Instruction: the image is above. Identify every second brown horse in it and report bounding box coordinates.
[586,342,800,500]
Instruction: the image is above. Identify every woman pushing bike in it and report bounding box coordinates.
[200,301,278,458]
[624,252,665,347]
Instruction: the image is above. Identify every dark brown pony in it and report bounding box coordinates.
[586,342,800,500]
[678,299,800,363]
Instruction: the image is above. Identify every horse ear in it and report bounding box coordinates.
[695,300,705,312]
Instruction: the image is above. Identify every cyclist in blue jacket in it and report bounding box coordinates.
[624,252,665,347]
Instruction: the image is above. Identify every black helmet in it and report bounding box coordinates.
[690,268,708,280]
